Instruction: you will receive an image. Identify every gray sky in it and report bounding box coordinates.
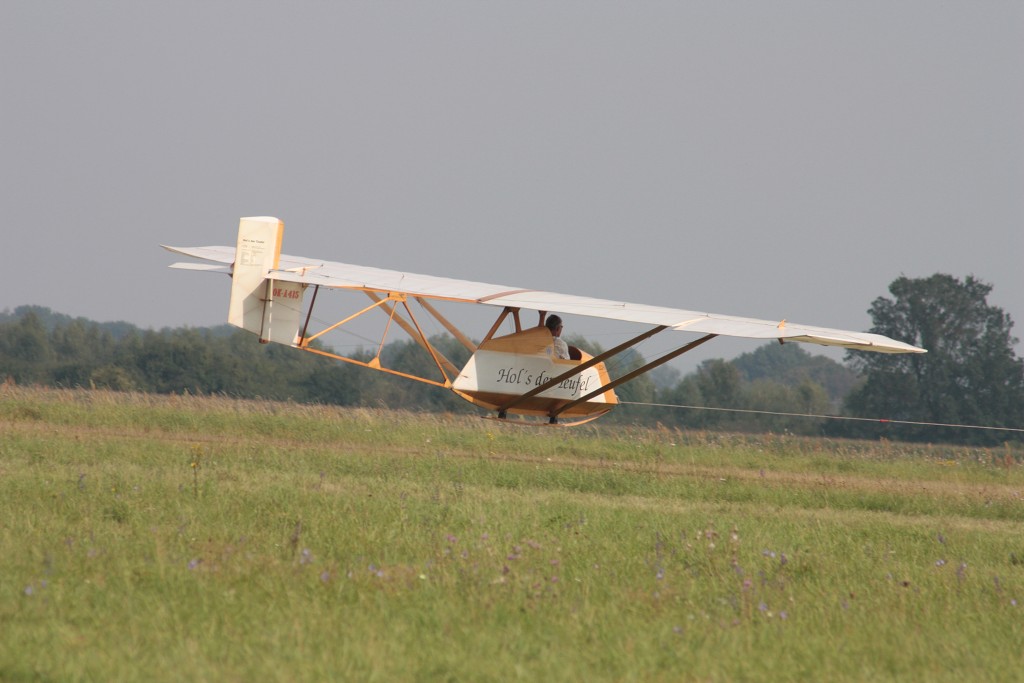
[2,2,1021,371]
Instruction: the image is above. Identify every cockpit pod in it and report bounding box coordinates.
[453,326,617,422]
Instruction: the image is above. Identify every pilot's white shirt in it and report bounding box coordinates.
[551,336,569,360]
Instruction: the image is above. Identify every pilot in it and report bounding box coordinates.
[545,315,570,360]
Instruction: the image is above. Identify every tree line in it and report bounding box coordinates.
[2,274,1021,444]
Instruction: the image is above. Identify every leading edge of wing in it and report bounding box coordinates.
[166,244,925,354]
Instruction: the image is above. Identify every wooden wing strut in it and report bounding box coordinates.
[497,325,669,415]
[551,334,717,418]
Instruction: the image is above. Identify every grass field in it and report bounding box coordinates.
[2,386,1022,682]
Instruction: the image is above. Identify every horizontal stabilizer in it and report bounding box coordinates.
[161,244,235,264]
[167,262,231,273]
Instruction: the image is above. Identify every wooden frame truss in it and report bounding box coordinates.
[291,286,719,424]
[295,286,471,388]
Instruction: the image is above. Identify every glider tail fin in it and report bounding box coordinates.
[228,216,305,345]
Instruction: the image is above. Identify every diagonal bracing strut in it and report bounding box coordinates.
[497,325,669,415]
[550,333,718,418]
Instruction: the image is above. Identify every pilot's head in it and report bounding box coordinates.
[545,315,563,335]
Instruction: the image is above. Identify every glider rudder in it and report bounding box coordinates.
[227,216,304,345]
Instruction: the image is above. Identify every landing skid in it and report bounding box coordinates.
[482,410,611,428]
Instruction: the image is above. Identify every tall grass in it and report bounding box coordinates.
[2,386,1022,682]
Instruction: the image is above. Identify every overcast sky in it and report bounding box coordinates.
[2,2,1021,371]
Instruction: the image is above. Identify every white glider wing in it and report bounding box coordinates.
[163,243,924,354]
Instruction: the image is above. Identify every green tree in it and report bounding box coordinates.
[680,359,744,430]
[843,274,1024,443]
[696,359,742,408]
[0,311,52,383]
[743,378,831,435]
[50,320,116,388]
[731,342,857,410]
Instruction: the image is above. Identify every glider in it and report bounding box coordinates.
[164,217,925,425]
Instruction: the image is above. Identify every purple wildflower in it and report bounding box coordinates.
[300,548,313,565]
[187,558,200,570]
